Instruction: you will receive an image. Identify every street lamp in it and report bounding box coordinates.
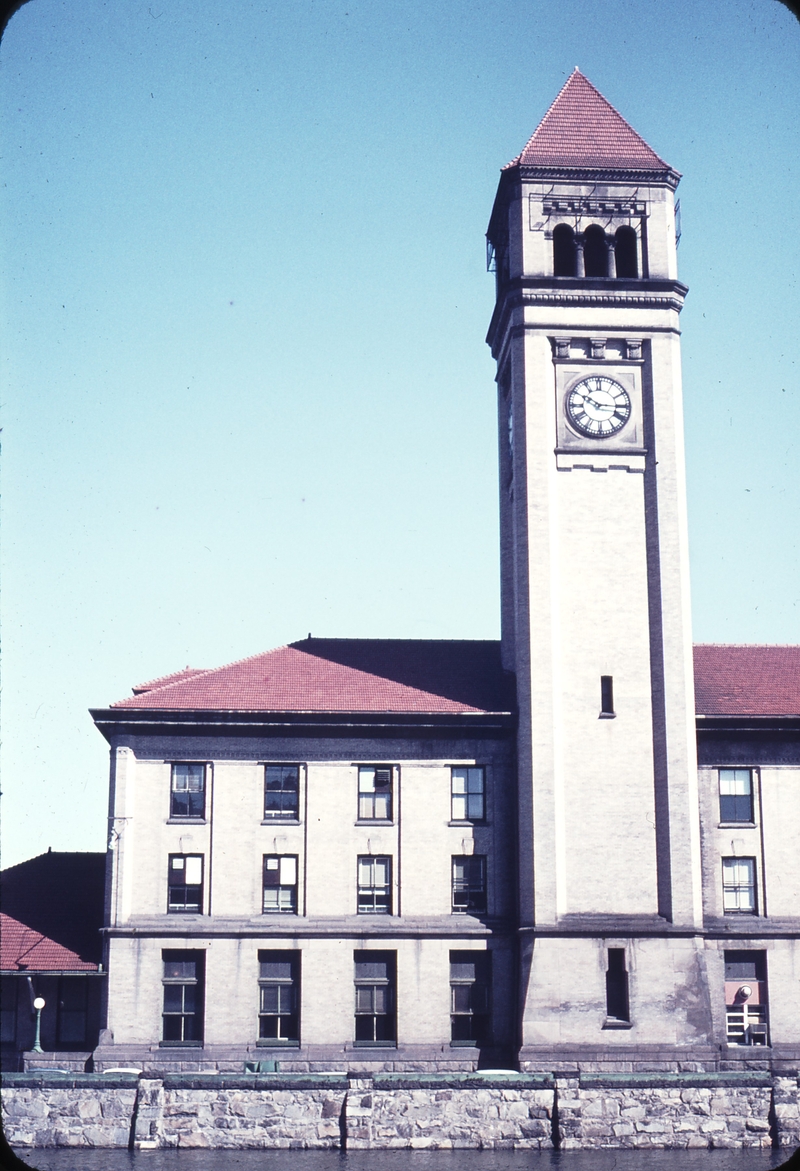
[32,997,46,1053]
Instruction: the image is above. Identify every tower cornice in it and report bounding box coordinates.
[486,277,689,353]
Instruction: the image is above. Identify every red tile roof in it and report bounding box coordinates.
[508,68,671,172]
[0,913,98,972]
[132,668,208,695]
[694,645,800,717]
[109,638,514,714]
[108,640,800,720]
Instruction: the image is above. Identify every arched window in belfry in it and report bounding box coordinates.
[583,225,607,277]
[553,224,576,276]
[615,226,638,278]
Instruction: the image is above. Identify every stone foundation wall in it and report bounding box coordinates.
[556,1077,773,1151]
[2,1080,137,1148]
[348,1077,554,1149]
[3,1070,799,1152]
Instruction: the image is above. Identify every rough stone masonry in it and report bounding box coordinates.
[3,1071,799,1151]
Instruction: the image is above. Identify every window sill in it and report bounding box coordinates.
[598,712,616,720]
[355,820,394,826]
[159,1041,203,1048]
[352,1042,397,1049]
[166,910,204,916]
[256,1039,300,1048]
[262,911,299,916]
[167,818,206,825]
[722,910,759,916]
[448,821,488,828]
[449,1040,481,1048]
[602,1018,633,1030]
[261,818,301,826]
[718,823,756,829]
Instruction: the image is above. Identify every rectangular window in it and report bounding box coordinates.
[167,854,204,913]
[358,766,393,821]
[357,856,392,914]
[450,952,490,1046]
[170,763,206,819]
[451,767,485,821]
[724,950,768,1046]
[354,952,396,1046]
[263,855,298,913]
[600,675,615,715]
[452,855,487,914]
[605,948,630,1022]
[162,952,203,1044]
[57,977,88,1046]
[258,951,300,1045]
[722,857,757,913]
[719,769,754,823]
[264,764,300,821]
[0,977,17,1044]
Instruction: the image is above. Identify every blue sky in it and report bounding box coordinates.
[2,0,799,868]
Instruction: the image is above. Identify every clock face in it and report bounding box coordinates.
[566,376,631,438]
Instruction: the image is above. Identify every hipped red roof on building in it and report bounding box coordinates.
[507,68,671,172]
[111,639,514,715]
[106,639,799,719]
[694,645,800,717]
[0,913,98,972]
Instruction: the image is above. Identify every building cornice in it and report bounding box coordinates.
[486,277,688,353]
[103,914,513,940]
[89,707,517,743]
[696,715,800,735]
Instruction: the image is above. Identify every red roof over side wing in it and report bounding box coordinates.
[508,69,670,171]
[0,913,98,972]
[694,645,800,717]
[109,639,515,715]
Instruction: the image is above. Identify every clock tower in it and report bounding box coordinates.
[487,71,709,1062]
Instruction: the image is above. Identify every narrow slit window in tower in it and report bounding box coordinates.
[583,225,607,276]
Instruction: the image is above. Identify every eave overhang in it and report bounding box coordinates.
[89,707,518,744]
[695,715,800,735]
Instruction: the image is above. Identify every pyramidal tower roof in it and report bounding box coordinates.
[507,69,671,172]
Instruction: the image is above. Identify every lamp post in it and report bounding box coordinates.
[32,997,46,1053]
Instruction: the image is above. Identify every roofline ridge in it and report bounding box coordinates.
[694,642,800,649]
[505,68,578,168]
[132,666,206,691]
[110,643,295,706]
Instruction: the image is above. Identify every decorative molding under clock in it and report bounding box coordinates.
[555,452,646,473]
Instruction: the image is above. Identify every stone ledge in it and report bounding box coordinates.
[579,1072,773,1090]
[2,1073,140,1090]
[372,1073,554,1090]
[161,1073,348,1090]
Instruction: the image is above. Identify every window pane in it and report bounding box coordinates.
[171,857,185,871]
[452,986,472,1013]
[359,768,376,793]
[467,769,484,793]
[452,772,467,794]
[355,987,374,1013]
[467,793,484,819]
[185,857,202,885]
[452,795,467,820]
[355,1016,375,1041]
[355,961,388,981]
[280,857,297,885]
[451,962,476,981]
[162,1015,184,1041]
[260,961,293,980]
[164,960,196,980]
